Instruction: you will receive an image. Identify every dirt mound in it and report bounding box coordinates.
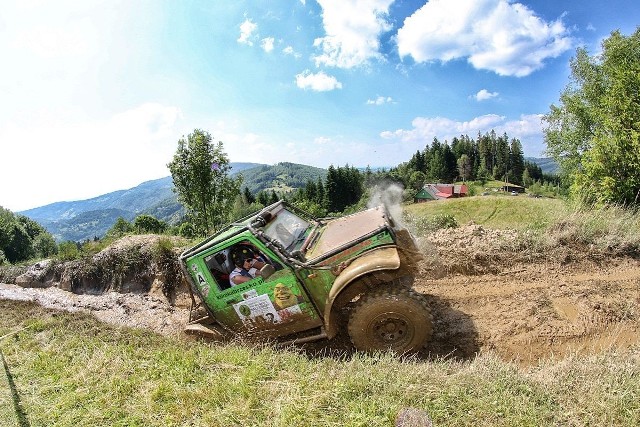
[13,234,190,300]
[1,229,638,364]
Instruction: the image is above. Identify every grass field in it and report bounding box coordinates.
[403,194,640,256]
[405,194,568,231]
[1,300,639,427]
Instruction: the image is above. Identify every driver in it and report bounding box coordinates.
[229,245,268,285]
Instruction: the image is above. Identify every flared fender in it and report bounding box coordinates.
[323,247,400,338]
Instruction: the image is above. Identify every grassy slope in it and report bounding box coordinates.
[405,194,568,231]
[1,301,638,427]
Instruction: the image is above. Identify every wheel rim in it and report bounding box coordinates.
[369,312,414,348]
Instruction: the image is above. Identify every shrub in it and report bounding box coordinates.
[57,241,82,261]
[408,213,458,235]
[178,222,197,239]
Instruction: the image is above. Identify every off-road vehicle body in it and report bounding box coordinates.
[179,201,432,353]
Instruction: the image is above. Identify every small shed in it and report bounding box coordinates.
[501,183,525,193]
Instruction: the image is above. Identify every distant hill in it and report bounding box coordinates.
[39,208,137,242]
[240,162,327,194]
[19,162,325,242]
[21,176,176,223]
[525,157,559,175]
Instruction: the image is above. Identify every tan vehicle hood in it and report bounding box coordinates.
[306,206,390,259]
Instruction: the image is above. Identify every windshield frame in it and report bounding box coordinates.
[261,208,312,252]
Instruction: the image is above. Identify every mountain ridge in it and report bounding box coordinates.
[18,162,323,241]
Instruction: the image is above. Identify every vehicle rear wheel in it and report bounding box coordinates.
[347,287,433,353]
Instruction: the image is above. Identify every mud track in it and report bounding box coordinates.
[1,232,639,365]
[414,258,640,364]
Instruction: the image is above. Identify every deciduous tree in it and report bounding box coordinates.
[544,28,640,205]
[133,215,167,234]
[168,129,242,234]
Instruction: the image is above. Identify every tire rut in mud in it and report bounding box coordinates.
[413,258,640,364]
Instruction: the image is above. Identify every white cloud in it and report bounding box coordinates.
[380,113,545,155]
[238,19,258,46]
[313,0,394,69]
[314,136,332,144]
[283,46,302,58]
[474,89,499,101]
[0,103,182,211]
[261,37,275,53]
[396,0,573,76]
[366,96,393,105]
[295,70,343,91]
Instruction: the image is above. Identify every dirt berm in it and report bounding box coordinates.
[1,229,638,365]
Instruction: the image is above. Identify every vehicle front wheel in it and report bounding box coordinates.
[347,287,433,353]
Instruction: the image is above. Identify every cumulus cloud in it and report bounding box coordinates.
[313,0,394,69]
[261,37,275,52]
[295,70,343,91]
[474,89,499,101]
[283,46,301,58]
[366,96,393,105]
[380,113,545,155]
[238,19,258,46]
[396,0,573,76]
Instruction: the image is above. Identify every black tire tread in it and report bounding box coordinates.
[347,286,433,353]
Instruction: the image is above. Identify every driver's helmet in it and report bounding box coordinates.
[231,245,255,267]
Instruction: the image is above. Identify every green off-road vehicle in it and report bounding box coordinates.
[179,201,432,353]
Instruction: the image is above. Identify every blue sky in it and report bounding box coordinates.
[1,0,638,211]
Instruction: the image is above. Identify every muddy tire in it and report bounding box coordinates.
[347,287,432,353]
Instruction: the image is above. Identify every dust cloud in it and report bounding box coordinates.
[366,182,408,230]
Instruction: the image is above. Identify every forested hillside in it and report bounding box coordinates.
[8,147,559,245]
[239,162,327,193]
[16,162,326,242]
[524,157,558,174]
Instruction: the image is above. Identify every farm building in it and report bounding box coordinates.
[500,183,525,193]
[414,183,468,202]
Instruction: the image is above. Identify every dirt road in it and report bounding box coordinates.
[415,258,640,364]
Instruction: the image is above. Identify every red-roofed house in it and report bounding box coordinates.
[414,183,468,202]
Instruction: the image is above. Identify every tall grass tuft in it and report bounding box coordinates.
[546,201,640,256]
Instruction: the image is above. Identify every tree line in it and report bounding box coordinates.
[392,132,560,191]
[0,207,57,264]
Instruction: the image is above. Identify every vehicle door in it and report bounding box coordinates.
[187,237,322,337]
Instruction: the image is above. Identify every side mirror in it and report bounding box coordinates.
[260,263,275,280]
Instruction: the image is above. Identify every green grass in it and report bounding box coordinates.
[403,195,640,257]
[1,300,639,427]
[405,195,568,231]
